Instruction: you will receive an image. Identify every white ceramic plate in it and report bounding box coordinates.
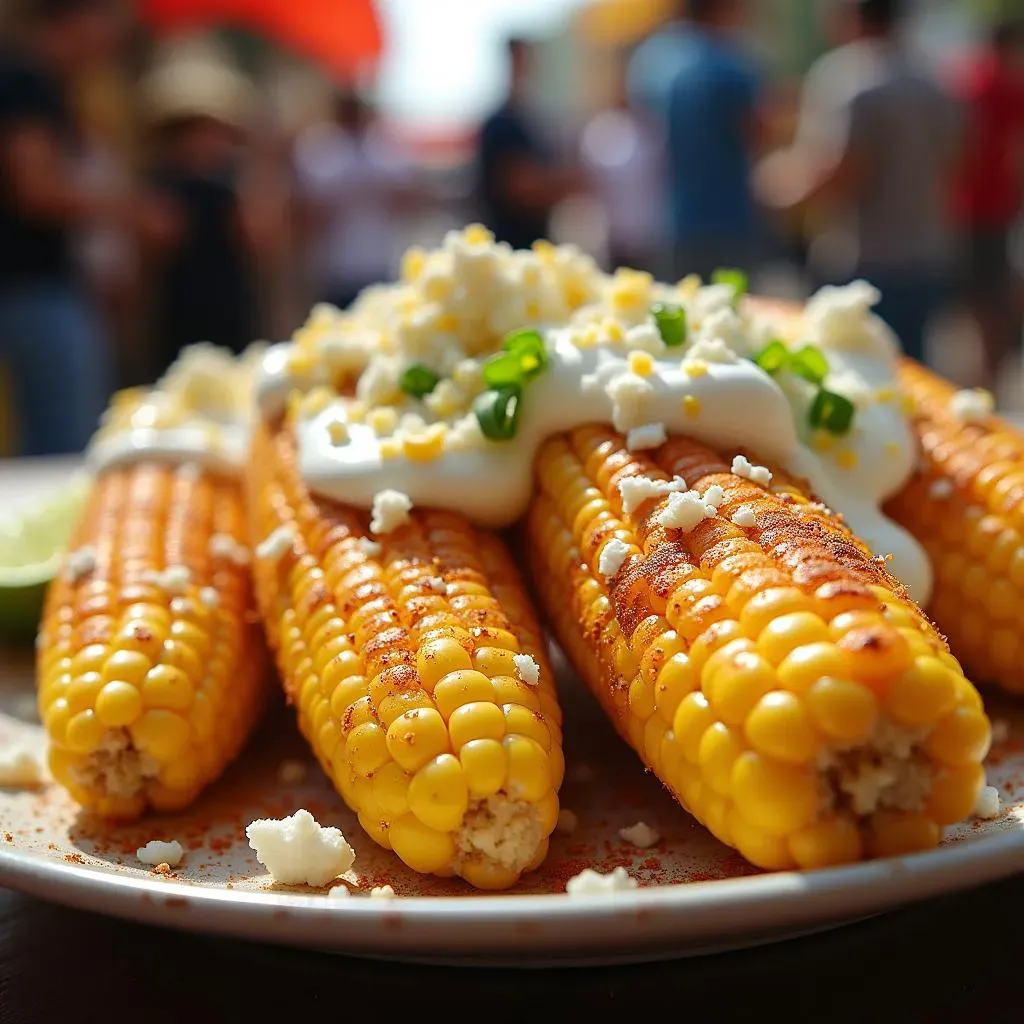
[3,643,1024,966]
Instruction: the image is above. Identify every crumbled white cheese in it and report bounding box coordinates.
[209,532,250,565]
[370,489,413,535]
[246,809,356,886]
[444,412,486,453]
[950,388,994,423]
[556,809,579,834]
[598,538,632,579]
[370,884,396,899]
[656,490,714,531]
[731,454,772,487]
[198,586,220,608]
[277,760,308,785]
[513,653,541,686]
[617,475,686,516]
[256,523,297,562]
[626,422,667,451]
[929,479,955,500]
[137,839,184,867]
[624,321,666,356]
[703,484,726,508]
[0,748,44,788]
[804,280,887,354]
[66,545,97,583]
[357,537,383,558]
[328,885,351,899]
[618,822,661,849]
[731,505,757,528]
[975,785,1001,819]
[686,335,738,365]
[566,866,639,896]
[140,565,191,594]
[606,372,654,432]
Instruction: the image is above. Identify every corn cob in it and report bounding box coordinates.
[247,421,563,890]
[527,424,990,870]
[37,461,267,818]
[886,360,1024,693]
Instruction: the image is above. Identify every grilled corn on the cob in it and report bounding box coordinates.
[886,361,1024,693]
[528,425,990,870]
[247,420,563,890]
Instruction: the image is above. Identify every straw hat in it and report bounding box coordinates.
[140,36,258,132]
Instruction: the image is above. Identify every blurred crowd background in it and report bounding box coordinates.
[1,0,1023,457]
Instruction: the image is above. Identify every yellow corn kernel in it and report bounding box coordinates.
[805,677,878,744]
[94,681,143,727]
[401,247,426,281]
[379,438,401,460]
[346,722,391,776]
[403,423,447,463]
[682,359,708,379]
[66,673,103,714]
[385,707,450,772]
[388,814,456,874]
[731,751,819,836]
[673,691,716,763]
[140,665,194,711]
[703,644,774,726]
[875,386,896,403]
[789,814,863,868]
[459,737,507,797]
[326,418,349,445]
[417,638,473,690]
[408,753,469,831]
[745,691,820,765]
[924,706,991,767]
[867,811,938,858]
[698,722,744,796]
[345,401,367,424]
[756,612,830,665]
[449,701,506,750]
[433,669,495,719]
[683,395,701,417]
[884,656,958,727]
[835,448,859,471]
[503,735,549,801]
[926,764,985,824]
[369,406,399,436]
[628,351,655,377]
[129,709,191,762]
[65,709,107,753]
[811,430,836,454]
[371,762,411,816]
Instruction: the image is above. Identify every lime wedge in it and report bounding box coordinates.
[0,473,91,642]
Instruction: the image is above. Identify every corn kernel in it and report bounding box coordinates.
[95,681,143,727]
[449,701,506,750]
[417,638,473,690]
[756,612,830,665]
[65,709,107,753]
[369,406,398,436]
[628,351,655,377]
[805,677,877,744]
[141,664,194,711]
[867,811,938,858]
[731,751,819,837]
[129,709,191,762]
[811,430,835,454]
[703,645,774,726]
[745,691,820,765]
[403,423,447,463]
[884,656,958,727]
[835,448,859,470]
[408,753,468,832]
[729,809,797,870]
[433,669,495,719]
[389,813,456,873]
[345,401,367,424]
[503,734,550,801]
[66,672,103,714]
[371,762,411,816]
[789,814,863,868]
[379,438,401,460]
[926,764,985,824]
[925,706,991,767]
[326,418,349,445]
[503,704,551,751]
[875,386,896,403]
[386,707,450,772]
[346,722,390,776]
[683,395,701,417]
[673,691,716,763]
[682,359,709,379]
[459,737,506,797]
[698,722,744,796]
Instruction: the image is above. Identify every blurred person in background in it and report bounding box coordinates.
[580,48,665,274]
[628,0,762,282]
[477,36,582,251]
[0,0,155,455]
[141,46,282,377]
[294,87,419,310]
[948,16,1024,388]
[756,0,961,364]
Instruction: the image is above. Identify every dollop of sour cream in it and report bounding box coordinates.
[254,228,932,602]
[87,343,263,476]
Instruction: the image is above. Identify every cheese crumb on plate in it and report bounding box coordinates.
[137,839,184,867]
[618,822,661,849]
[566,866,638,896]
[0,748,44,788]
[246,809,355,886]
[370,489,413,535]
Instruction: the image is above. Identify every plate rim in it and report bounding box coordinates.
[2,820,1023,960]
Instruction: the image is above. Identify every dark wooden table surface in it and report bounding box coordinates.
[2,874,1022,1023]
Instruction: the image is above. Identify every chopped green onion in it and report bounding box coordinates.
[474,386,522,441]
[502,328,548,380]
[809,389,856,435]
[790,345,830,385]
[483,352,527,389]
[651,302,687,347]
[754,340,790,375]
[400,364,440,398]
[712,268,749,298]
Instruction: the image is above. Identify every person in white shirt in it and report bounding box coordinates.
[293,89,419,310]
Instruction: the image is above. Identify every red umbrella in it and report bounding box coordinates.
[142,0,384,78]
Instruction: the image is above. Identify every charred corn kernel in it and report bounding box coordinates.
[683,395,701,417]
[249,424,562,888]
[529,424,988,874]
[628,351,655,377]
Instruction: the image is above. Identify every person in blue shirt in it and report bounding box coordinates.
[628,0,761,282]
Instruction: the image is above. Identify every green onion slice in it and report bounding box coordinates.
[712,267,749,297]
[790,345,830,385]
[650,302,687,347]
[474,386,522,441]
[754,340,790,375]
[809,389,855,435]
[400,364,440,398]
[502,328,548,380]
[483,352,527,389]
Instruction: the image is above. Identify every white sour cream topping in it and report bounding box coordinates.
[254,230,931,601]
[87,343,263,476]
